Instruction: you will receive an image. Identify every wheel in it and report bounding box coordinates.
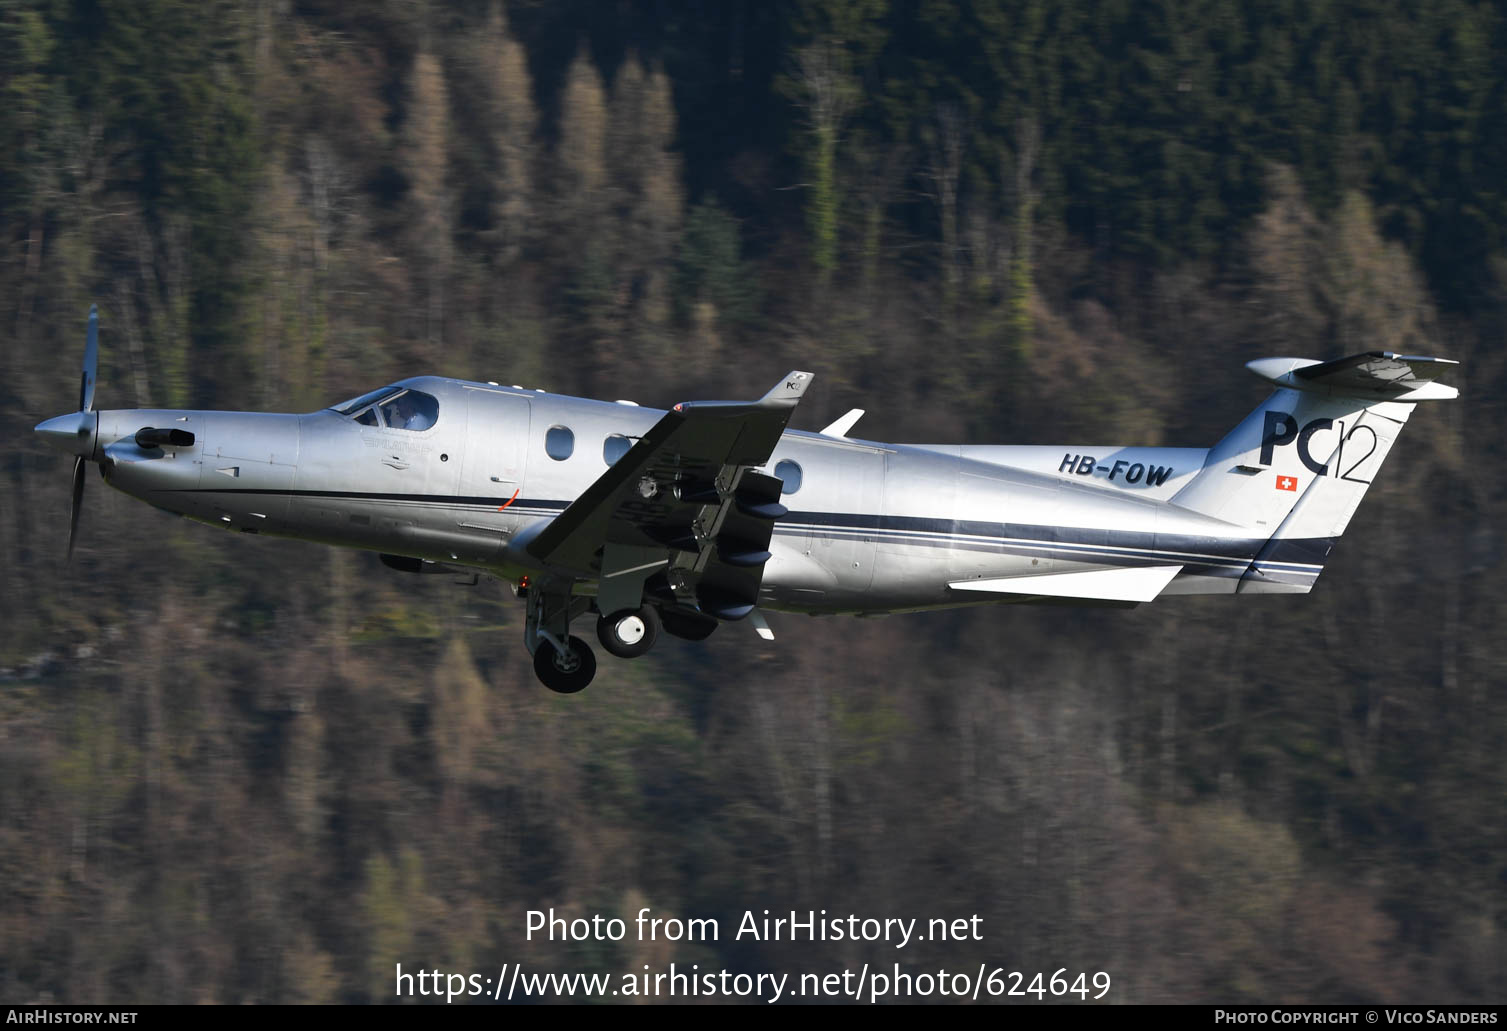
[596,604,660,658]
[533,635,597,693]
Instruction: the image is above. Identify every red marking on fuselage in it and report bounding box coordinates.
[498,488,520,511]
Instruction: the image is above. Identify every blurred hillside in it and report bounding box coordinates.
[1,0,1504,1004]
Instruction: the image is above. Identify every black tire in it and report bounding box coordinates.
[596,605,660,659]
[533,635,596,693]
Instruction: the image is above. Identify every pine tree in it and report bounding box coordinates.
[403,48,453,352]
[488,4,536,268]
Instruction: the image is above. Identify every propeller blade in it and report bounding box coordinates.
[67,455,85,561]
[80,304,97,412]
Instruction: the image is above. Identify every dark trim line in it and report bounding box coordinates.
[167,487,1334,575]
[164,487,568,512]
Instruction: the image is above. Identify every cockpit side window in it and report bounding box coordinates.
[332,386,439,430]
[377,389,439,431]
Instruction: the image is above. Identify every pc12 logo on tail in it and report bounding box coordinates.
[1261,411,1379,484]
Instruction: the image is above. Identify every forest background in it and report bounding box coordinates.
[1,0,1504,1003]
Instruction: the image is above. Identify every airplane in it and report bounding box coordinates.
[35,306,1459,692]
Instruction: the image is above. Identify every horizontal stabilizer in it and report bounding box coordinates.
[1247,353,1459,401]
[948,564,1183,603]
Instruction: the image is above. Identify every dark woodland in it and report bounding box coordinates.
[1,0,1505,1004]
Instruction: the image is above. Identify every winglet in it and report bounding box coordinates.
[819,408,864,438]
[758,371,813,408]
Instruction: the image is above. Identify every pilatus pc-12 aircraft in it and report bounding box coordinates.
[36,307,1458,692]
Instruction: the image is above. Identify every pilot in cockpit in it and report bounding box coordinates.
[384,392,434,431]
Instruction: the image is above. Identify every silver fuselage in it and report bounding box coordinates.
[94,375,1271,613]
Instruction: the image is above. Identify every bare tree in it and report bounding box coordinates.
[488,4,536,268]
[609,54,683,325]
[557,45,608,213]
[924,103,968,316]
[1007,115,1040,357]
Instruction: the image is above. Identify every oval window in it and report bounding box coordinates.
[545,425,575,461]
[603,434,632,466]
[774,459,802,495]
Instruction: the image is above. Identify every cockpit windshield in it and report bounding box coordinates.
[331,386,401,414]
[330,387,439,431]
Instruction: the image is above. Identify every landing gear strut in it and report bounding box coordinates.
[525,583,599,693]
[522,581,671,692]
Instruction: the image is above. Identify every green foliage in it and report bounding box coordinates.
[0,0,263,407]
[352,603,444,643]
[807,122,840,276]
[673,200,758,328]
[0,3,60,209]
[781,1,888,277]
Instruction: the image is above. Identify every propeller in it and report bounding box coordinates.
[71,306,98,560]
[68,306,98,560]
[34,306,100,561]
[68,456,85,561]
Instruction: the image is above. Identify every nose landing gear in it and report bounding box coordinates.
[525,585,666,692]
[532,634,597,694]
[526,584,600,693]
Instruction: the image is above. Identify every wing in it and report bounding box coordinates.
[526,371,813,620]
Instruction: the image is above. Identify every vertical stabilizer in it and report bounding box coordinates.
[1169,353,1456,593]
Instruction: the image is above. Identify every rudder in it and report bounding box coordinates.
[1237,399,1416,592]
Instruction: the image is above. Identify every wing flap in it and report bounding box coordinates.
[948,564,1183,603]
[690,471,786,619]
[526,374,811,620]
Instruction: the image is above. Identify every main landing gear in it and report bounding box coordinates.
[525,583,676,693]
[596,604,660,658]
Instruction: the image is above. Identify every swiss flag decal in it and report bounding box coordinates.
[1275,474,1298,492]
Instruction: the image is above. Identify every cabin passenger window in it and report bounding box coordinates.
[603,434,632,466]
[775,459,802,494]
[545,426,575,461]
[377,390,438,431]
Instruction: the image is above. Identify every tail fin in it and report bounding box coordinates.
[1170,352,1458,593]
